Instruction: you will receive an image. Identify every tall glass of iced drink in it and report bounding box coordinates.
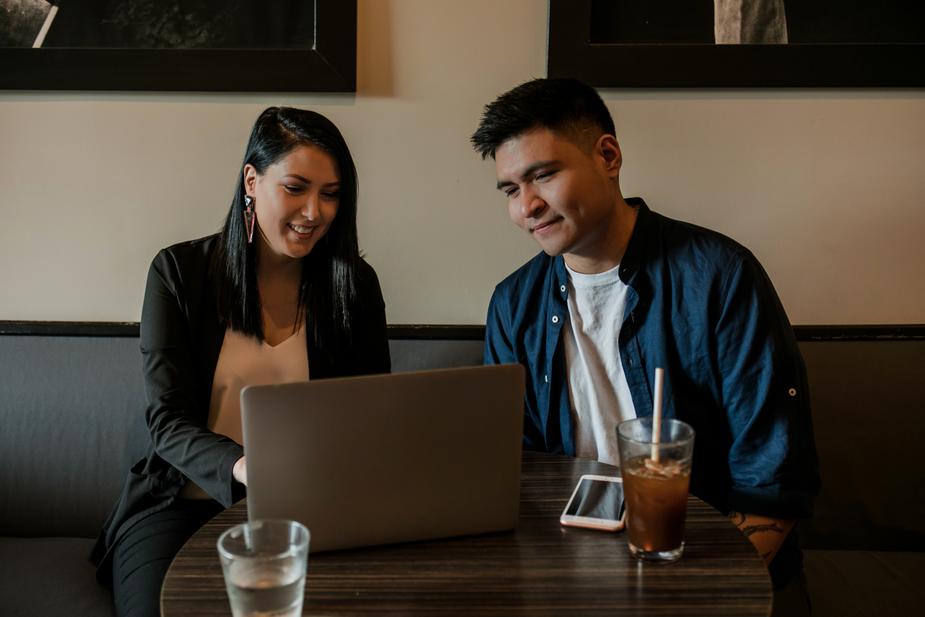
[617,417,695,562]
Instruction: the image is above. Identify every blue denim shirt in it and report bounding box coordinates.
[485,198,820,522]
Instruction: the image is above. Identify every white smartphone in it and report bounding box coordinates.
[560,474,626,532]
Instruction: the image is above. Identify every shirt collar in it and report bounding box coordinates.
[618,197,650,285]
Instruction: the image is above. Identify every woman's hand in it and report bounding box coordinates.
[233,456,247,486]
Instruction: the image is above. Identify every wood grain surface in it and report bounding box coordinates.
[161,452,771,616]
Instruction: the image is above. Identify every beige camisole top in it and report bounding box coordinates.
[179,325,309,499]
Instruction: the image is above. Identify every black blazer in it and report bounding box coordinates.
[90,234,390,580]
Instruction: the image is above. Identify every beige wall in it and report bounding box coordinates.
[1,0,923,325]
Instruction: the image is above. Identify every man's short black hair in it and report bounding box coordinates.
[470,78,616,160]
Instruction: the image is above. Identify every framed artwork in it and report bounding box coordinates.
[0,0,356,92]
[548,0,925,87]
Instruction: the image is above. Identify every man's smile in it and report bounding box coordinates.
[531,216,563,235]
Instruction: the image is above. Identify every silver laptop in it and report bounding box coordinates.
[241,364,525,553]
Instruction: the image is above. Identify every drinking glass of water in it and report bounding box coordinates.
[217,519,310,617]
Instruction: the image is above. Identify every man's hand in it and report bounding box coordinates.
[728,511,794,564]
[233,456,247,486]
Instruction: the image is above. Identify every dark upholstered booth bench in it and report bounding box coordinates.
[795,328,925,616]
[1,322,923,617]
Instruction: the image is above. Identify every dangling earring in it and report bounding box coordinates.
[243,195,256,243]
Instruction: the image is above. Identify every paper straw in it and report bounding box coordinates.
[651,367,664,462]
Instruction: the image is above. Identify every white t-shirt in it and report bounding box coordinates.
[180,325,309,499]
[563,262,637,466]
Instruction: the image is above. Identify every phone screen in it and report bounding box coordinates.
[564,478,624,520]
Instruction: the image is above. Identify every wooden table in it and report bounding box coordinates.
[161,452,771,616]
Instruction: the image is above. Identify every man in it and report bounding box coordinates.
[471,78,818,613]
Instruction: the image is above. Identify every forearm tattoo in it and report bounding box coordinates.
[730,514,784,538]
[729,511,785,562]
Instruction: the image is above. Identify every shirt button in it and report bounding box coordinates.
[560,285,566,293]
[788,388,797,397]
[552,315,560,324]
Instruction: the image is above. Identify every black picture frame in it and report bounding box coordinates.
[547,0,925,87]
[0,0,356,92]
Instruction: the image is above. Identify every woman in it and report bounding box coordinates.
[90,107,391,617]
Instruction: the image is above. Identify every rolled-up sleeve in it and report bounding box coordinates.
[715,252,820,518]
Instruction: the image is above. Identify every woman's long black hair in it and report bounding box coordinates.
[212,107,361,356]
